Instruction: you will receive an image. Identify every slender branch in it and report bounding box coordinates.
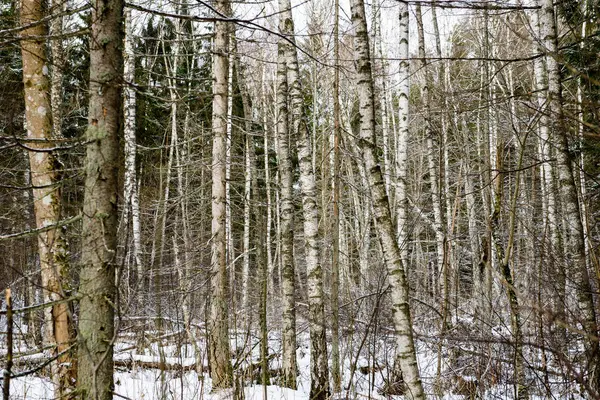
[0,214,81,241]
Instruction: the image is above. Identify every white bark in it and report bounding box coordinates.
[261,66,275,300]
[123,9,143,282]
[331,1,341,390]
[349,0,425,397]
[278,0,329,395]
[226,39,234,296]
[396,1,410,270]
[276,24,298,389]
[538,0,600,387]
[416,4,445,301]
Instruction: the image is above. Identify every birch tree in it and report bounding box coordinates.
[276,27,298,389]
[278,0,329,396]
[123,9,143,285]
[331,0,341,391]
[538,0,600,389]
[416,4,446,302]
[396,0,410,270]
[349,0,425,397]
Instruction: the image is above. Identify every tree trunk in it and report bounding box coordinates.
[490,140,528,400]
[529,0,564,317]
[123,9,143,286]
[276,23,298,389]
[331,0,341,391]
[349,0,425,398]
[233,39,253,323]
[539,0,600,390]
[20,0,75,396]
[416,4,445,303]
[396,1,410,271]
[278,0,330,395]
[49,0,65,140]
[209,0,234,389]
[76,0,123,398]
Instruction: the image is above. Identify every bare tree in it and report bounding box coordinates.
[538,0,600,389]
[123,8,143,286]
[349,0,425,397]
[277,0,329,396]
[276,2,298,388]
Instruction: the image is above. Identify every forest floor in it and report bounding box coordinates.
[5,328,579,399]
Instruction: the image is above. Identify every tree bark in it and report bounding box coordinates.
[529,0,564,316]
[20,0,76,396]
[331,0,341,391]
[490,139,528,400]
[416,4,445,303]
[276,31,298,388]
[538,0,600,390]
[123,9,143,285]
[349,0,425,398]
[396,1,410,271]
[209,0,234,389]
[77,0,123,398]
[49,0,65,140]
[278,1,330,396]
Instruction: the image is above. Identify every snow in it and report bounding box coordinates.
[1,330,588,399]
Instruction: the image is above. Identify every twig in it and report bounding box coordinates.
[0,214,81,241]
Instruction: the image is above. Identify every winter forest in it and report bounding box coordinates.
[0,0,599,398]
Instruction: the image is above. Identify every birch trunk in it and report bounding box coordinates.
[278,0,329,395]
[539,0,600,388]
[396,1,410,270]
[233,47,256,322]
[575,1,595,288]
[20,0,75,395]
[123,9,143,283]
[331,0,341,391]
[77,0,123,398]
[349,0,425,397]
[465,166,480,296]
[225,39,234,300]
[431,3,452,334]
[276,29,297,389]
[233,40,254,323]
[209,0,234,388]
[528,2,563,313]
[261,67,275,300]
[416,4,445,301]
[479,9,494,322]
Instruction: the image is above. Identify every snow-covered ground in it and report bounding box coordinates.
[6,330,410,399]
[3,330,585,399]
